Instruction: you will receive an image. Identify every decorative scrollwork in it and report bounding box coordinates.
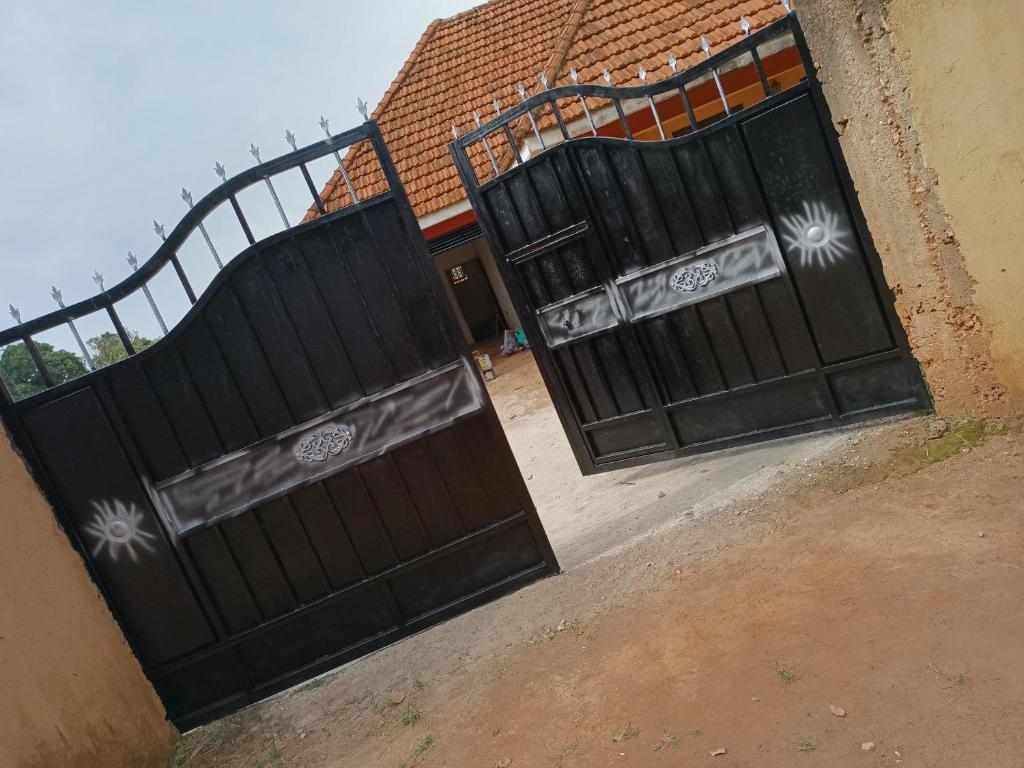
[294,425,354,463]
[669,261,719,292]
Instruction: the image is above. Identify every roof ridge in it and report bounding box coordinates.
[540,0,593,84]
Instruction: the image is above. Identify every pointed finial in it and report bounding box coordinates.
[356,98,368,120]
[249,142,261,163]
[740,16,751,35]
[493,98,501,114]
[701,36,712,57]
[781,0,792,12]
[93,271,105,291]
[319,115,331,136]
[517,82,527,99]
[285,129,297,151]
[127,251,139,270]
[539,72,549,89]
[153,220,166,240]
[602,69,612,84]
[668,53,678,72]
[450,123,459,140]
[50,286,63,306]
[472,110,482,127]
[214,161,227,181]
[638,66,648,83]
[180,187,193,207]
[9,305,21,324]
[570,68,580,83]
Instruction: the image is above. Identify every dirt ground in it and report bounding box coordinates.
[173,351,1024,768]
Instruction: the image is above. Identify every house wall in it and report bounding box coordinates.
[883,0,1024,400]
[796,0,1013,414]
[0,426,175,768]
[433,237,522,345]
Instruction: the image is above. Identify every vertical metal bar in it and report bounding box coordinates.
[473,111,501,177]
[106,305,136,356]
[318,117,360,202]
[228,194,256,245]
[49,287,94,370]
[570,69,598,136]
[299,163,327,214]
[493,99,523,166]
[250,143,289,227]
[517,83,547,150]
[638,68,666,140]
[612,99,634,140]
[678,85,698,128]
[701,36,732,116]
[549,95,571,141]
[181,189,224,269]
[169,254,198,304]
[127,252,169,335]
[751,49,772,97]
[24,336,55,388]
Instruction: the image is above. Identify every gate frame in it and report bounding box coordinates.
[0,120,558,728]
[450,12,929,476]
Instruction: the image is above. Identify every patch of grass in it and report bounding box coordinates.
[413,678,427,691]
[889,418,1010,475]
[253,749,283,767]
[796,739,817,753]
[776,665,798,683]
[295,678,325,694]
[652,731,679,751]
[398,702,420,726]
[929,663,968,688]
[687,728,703,737]
[613,723,641,743]
[413,735,434,757]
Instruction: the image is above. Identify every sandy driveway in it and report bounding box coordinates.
[173,352,1022,768]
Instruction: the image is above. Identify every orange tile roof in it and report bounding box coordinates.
[318,0,787,221]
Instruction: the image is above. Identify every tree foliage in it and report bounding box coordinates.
[0,342,88,401]
[1,329,156,401]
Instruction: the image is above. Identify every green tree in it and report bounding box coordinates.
[87,331,155,369]
[0,342,88,401]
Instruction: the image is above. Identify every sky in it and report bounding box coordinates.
[0,0,479,350]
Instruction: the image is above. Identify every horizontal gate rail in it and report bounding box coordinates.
[0,123,388,404]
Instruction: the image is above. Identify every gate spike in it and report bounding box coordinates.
[571,68,598,136]
[668,54,678,73]
[214,161,227,182]
[781,0,792,12]
[180,187,193,207]
[9,305,21,324]
[93,271,105,292]
[285,129,297,151]
[539,72,549,90]
[356,98,368,121]
[638,66,647,83]
[249,142,262,164]
[50,286,63,307]
[740,16,751,35]
[128,251,169,335]
[638,67,666,140]
[701,36,712,57]
[153,221,166,241]
[319,114,360,203]
[473,110,501,176]
[319,115,331,135]
[516,83,546,150]
[602,69,612,84]
[450,123,459,140]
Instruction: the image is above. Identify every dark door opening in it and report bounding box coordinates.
[446,257,506,342]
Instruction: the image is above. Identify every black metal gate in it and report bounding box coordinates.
[451,14,928,474]
[0,122,556,728]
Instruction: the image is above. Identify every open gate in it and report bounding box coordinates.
[451,14,928,474]
[0,122,557,729]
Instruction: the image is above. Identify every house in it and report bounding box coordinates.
[313,0,807,346]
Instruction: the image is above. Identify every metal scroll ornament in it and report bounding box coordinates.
[294,425,354,463]
[669,261,719,292]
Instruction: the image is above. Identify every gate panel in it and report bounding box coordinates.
[1,122,556,728]
[452,14,928,474]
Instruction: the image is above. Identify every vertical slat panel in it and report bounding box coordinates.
[288,483,365,590]
[353,456,431,561]
[187,527,262,634]
[671,142,733,243]
[571,341,619,419]
[143,350,222,467]
[638,146,704,258]
[670,307,726,395]
[323,468,399,575]
[575,145,646,274]
[639,317,697,403]
[593,334,644,413]
[697,299,756,389]
[703,125,766,232]
[106,366,189,480]
[263,238,363,409]
[423,427,498,532]
[257,498,332,604]
[553,345,598,424]
[726,289,786,381]
[455,416,522,520]
[392,441,464,547]
[756,281,819,373]
[219,514,297,619]
[607,144,676,265]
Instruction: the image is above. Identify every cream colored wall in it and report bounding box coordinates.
[0,427,174,768]
[885,0,1024,398]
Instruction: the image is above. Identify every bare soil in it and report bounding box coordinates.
[173,352,1024,768]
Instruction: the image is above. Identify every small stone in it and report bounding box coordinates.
[977,532,985,538]
[658,490,666,498]
[710,747,727,756]
[830,704,846,717]
[751,696,760,702]
[497,759,512,768]
[927,419,949,438]
[556,619,567,632]
[862,741,876,751]
[389,691,406,706]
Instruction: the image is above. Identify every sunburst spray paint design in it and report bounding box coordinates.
[84,499,158,563]
[780,201,853,268]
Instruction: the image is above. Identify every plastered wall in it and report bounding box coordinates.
[0,427,175,768]
[884,0,1024,400]
[797,0,1013,414]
